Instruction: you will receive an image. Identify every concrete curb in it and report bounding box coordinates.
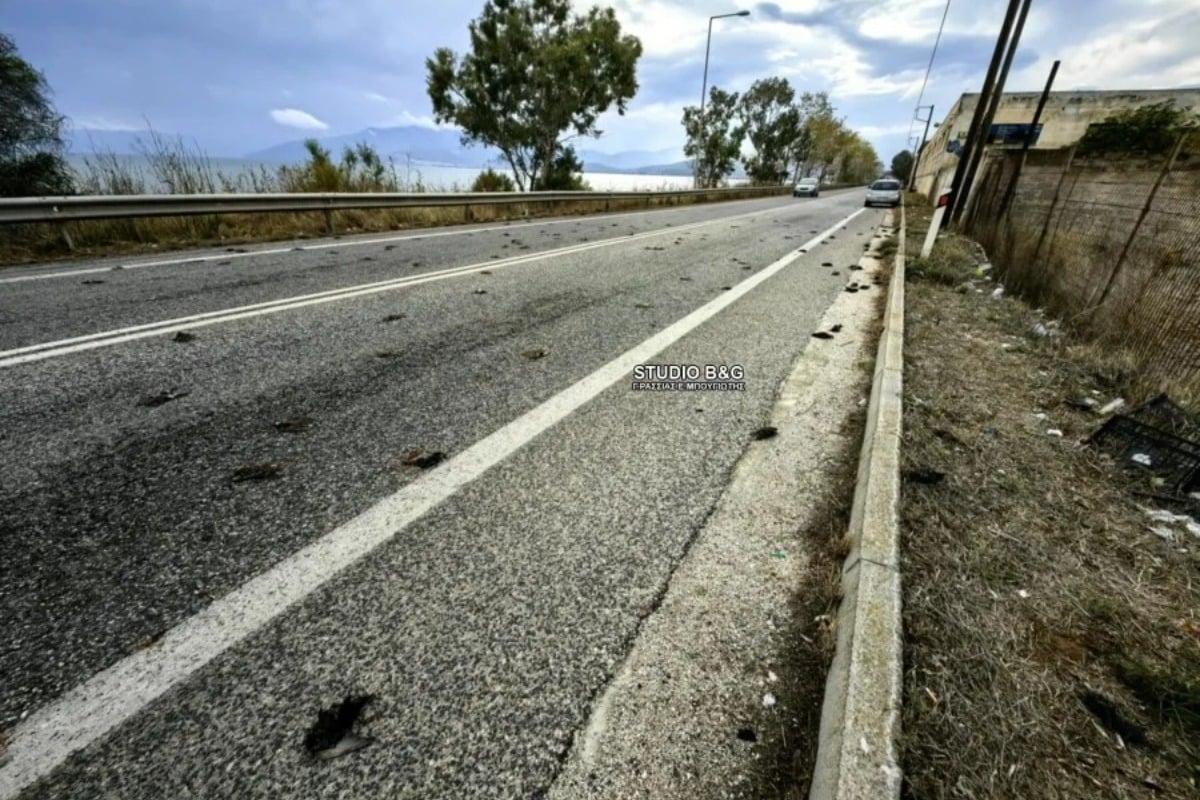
[808,205,905,799]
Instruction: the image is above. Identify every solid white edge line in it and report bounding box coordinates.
[0,201,793,366]
[0,194,790,284]
[0,206,865,798]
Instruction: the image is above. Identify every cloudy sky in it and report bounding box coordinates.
[6,0,1199,164]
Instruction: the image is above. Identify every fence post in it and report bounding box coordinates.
[1089,133,1186,313]
[1031,146,1076,265]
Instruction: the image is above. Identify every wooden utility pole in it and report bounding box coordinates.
[945,0,1023,222]
[953,0,1034,224]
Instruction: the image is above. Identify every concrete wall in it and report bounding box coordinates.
[963,131,1200,398]
[911,88,1200,198]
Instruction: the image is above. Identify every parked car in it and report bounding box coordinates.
[864,179,901,208]
[793,177,820,198]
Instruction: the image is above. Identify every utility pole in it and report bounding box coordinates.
[1022,59,1059,156]
[953,0,1034,224]
[909,104,935,192]
[998,59,1060,215]
[945,0,1023,222]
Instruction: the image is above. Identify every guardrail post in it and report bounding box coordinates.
[59,223,75,252]
[464,204,473,223]
[323,208,334,235]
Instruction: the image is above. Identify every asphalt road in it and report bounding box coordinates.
[0,189,883,798]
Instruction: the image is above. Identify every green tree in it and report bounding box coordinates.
[890,149,914,182]
[1078,100,1198,154]
[0,33,73,196]
[426,0,642,191]
[791,91,837,180]
[738,77,801,185]
[532,143,590,190]
[683,87,745,189]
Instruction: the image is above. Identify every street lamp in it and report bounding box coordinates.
[696,10,750,187]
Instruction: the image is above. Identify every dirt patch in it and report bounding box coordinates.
[899,196,1200,798]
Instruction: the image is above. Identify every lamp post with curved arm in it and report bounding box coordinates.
[696,10,750,187]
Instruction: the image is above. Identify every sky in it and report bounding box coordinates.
[5,0,1199,165]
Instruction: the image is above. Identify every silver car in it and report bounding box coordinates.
[864,179,901,207]
[793,177,820,198]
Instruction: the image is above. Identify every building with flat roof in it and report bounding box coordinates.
[911,88,1200,198]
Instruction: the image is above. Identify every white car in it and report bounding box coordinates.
[864,179,901,207]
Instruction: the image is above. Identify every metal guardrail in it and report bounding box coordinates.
[0,186,790,225]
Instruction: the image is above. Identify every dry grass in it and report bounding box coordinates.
[900,194,1200,798]
[0,190,779,268]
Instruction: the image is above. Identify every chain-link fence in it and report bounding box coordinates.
[963,131,1200,400]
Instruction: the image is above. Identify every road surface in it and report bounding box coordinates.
[0,190,884,798]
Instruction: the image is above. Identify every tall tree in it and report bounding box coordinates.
[891,149,914,182]
[790,91,836,180]
[0,33,73,197]
[683,87,745,189]
[738,77,800,185]
[426,0,642,191]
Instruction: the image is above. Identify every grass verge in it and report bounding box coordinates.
[900,193,1200,798]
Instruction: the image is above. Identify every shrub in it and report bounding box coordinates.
[471,168,516,192]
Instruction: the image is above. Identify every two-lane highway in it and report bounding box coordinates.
[1,190,885,798]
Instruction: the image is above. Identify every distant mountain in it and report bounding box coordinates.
[246,127,688,174]
[245,126,505,167]
[67,124,697,176]
[577,147,682,170]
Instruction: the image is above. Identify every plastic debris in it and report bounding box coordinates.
[1090,394,1200,500]
[752,426,778,441]
[1016,589,1030,599]
[1047,429,1064,437]
[1142,507,1200,539]
[1031,323,1049,337]
[991,285,1005,299]
[1099,398,1126,415]
[1034,412,1049,421]
[762,692,777,708]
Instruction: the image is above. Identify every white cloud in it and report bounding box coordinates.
[600,0,753,60]
[365,91,389,103]
[379,109,444,129]
[1015,10,1200,91]
[269,108,329,130]
[856,122,917,138]
[71,115,141,131]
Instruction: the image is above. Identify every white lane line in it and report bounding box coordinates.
[0,207,866,798]
[0,196,794,284]
[0,201,821,368]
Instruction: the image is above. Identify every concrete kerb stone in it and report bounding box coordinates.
[808,206,905,800]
